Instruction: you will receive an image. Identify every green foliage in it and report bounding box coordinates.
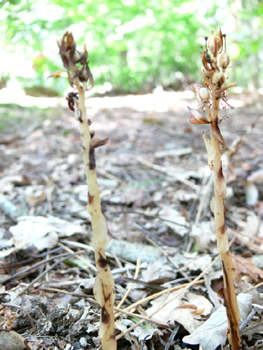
[231,0,263,88]
[2,0,263,92]
[1,0,203,93]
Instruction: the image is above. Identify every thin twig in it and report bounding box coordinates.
[18,251,83,296]
[230,229,263,254]
[96,167,124,184]
[60,239,115,258]
[188,173,211,223]
[110,251,123,269]
[116,257,141,310]
[144,236,191,282]
[37,287,169,328]
[111,210,190,229]
[122,278,165,291]
[255,280,263,289]
[38,287,97,303]
[0,247,63,269]
[114,306,169,328]
[58,242,97,273]
[117,279,204,316]
[116,254,220,340]
[118,238,233,321]
[2,251,78,284]
[136,156,199,191]
[240,309,256,332]
[164,324,180,350]
[195,173,213,225]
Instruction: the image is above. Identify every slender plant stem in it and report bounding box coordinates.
[76,83,116,350]
[210,97,241,348]
[57,33,116,349]
[190,29,241,349]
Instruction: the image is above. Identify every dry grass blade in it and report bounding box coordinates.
[115,257,141,311]
[38,287,169,328]
[58,241,97,273]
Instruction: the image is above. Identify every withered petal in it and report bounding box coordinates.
[188,107,209,125]
[58,32,94,89]
[90,137,109,149]
[48,71,64,78]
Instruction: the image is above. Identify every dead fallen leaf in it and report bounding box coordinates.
[108,213,143,242]
[107,238,163,263]
[0,175,28,194]
[0,330,28,350]
[8,215,86,253]
[25,185,48,206]
[141,260,176,284]
[183,293,252,350]
[187,292,213,316]
[146,292,199,334]
[146,291,213,333]
[191,221,216,252]
[121,187,149,208]
[232,255,263,282]
[192,308,205,316]
[187,254,212,272]
[158,206,189,236]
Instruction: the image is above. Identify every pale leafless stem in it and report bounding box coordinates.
[57,32,116,350]
[189,28,241,350]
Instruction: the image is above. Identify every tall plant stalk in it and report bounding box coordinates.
[188,29,241,350]
[57,32,116,350]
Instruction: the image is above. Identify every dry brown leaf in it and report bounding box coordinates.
[0,330,28,350]
[183,293,252,350]
[178,303,197,310]
[232,255,263,282]
[192,308,205,316]
[146,292,200,333]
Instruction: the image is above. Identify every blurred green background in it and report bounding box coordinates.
[0,0,262,96]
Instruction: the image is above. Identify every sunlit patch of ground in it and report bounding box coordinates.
[0,85,249,113]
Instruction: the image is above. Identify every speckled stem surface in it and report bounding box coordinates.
[210,91,241,350]
[76,85,116,350]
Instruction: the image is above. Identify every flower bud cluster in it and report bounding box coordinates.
[190,29,233,125]
[198,29,230,104]
[57,32,94,89]
[201,29,230,84]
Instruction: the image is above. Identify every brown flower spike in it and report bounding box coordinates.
[57,32,116,350]
[57,31,94,88]
[188,29,241,350]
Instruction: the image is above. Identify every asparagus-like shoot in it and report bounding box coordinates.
[57,32,116,350]
[188,28,241,350]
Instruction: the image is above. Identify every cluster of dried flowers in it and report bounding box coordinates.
[188,29,241,350]
[58,32,94,89]
[57,32,116,350]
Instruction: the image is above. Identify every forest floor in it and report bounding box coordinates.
[1,90,263,350]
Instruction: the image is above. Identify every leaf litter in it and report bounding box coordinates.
[0,92,263,349]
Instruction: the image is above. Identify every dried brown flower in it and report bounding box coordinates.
[57,32,94,90]
[58,32,76,70]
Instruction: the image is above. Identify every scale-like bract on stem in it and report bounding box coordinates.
[56,32,116,350]
[188,29,241,350]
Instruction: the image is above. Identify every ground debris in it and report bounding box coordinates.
[0,92,263,349]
